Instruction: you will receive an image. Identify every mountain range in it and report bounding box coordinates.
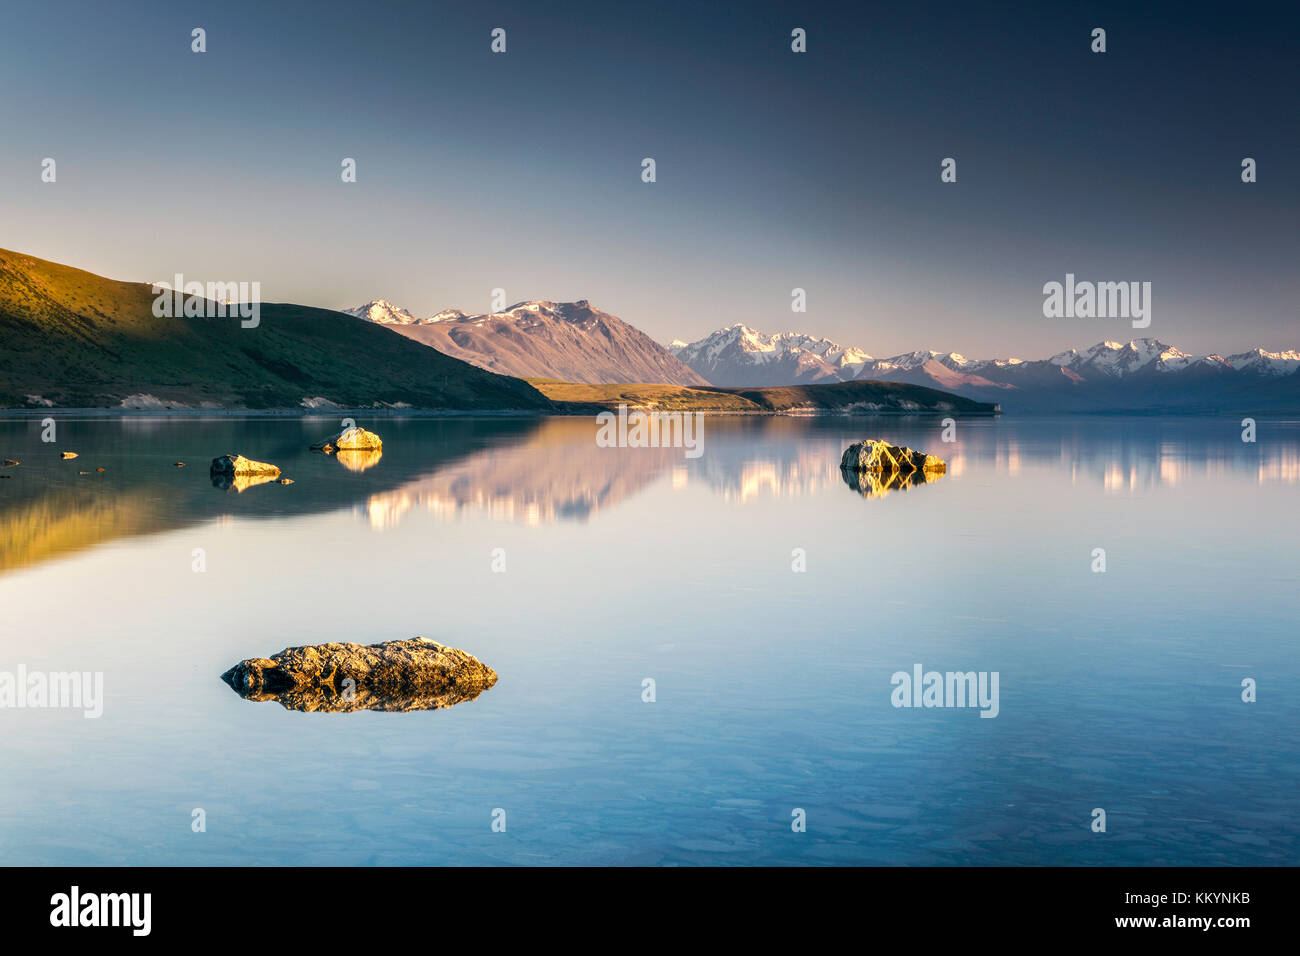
[344,299,705,386]
[6,247,1295,414]
[0,251,970,415]
[670,324,1300,412]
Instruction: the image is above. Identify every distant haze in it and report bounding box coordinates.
[1,0,1295,358]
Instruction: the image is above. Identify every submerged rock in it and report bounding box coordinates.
[210,453,281,476]
[840,439,946,476]
[311,425,382,453]
[220,637,497,713]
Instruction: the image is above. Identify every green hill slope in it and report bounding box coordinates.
[0,249,552,410]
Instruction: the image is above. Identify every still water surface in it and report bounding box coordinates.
[0,415,1295,864]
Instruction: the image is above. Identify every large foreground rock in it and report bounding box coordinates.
[312,425,382,452]
[840,439,946,475]
[220,637,497,713]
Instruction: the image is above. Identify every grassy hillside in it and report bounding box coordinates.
[531,379,1000,414]
[0,249,551,410]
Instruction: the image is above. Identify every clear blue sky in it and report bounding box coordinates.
[1,0,1296,357]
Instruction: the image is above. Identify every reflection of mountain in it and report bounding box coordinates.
[365,418,683,528]
[3,417,1297,572]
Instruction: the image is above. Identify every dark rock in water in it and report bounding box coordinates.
[220,637,497,713]
[210,454,280,492]
[840,439,946,475]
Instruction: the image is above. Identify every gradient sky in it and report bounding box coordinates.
[2,0,1296,359]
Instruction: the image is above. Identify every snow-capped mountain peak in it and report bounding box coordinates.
[343,299,423,325]
[1226,347,1300,377]
[669,325,874,384]
[671,325,1300,408]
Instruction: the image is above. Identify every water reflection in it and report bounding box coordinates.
[839,465,945,499]
[210,471,281,493]
[219,670,495,713]
[334,447,383,472]
[0,415,1296,572]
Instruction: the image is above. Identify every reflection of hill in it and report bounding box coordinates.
[2,417,1297,570]
[0,417,539,574]
[0,490,168,573]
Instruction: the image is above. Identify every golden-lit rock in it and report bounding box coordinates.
[839,440,946,498]
[210,453,281,476]
[210,455,281,492]
[840,439,946,476]
[220,637,497,713]
[311,425,383,453]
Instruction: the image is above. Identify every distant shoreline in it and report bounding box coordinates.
[0,406,997,420]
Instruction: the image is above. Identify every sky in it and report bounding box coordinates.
[1,0,1296,359]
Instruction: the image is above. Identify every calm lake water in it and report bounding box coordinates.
[0,414,1296,866]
